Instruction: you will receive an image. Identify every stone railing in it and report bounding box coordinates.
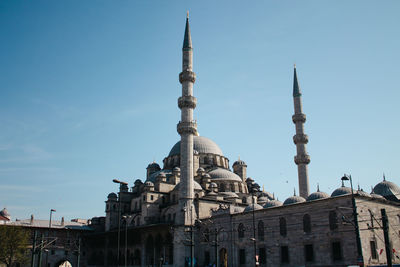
[177,121,197,135]
[179,70,196,83]
[292,113,306,123]
[294,154,311,164]
[293,134,309,144]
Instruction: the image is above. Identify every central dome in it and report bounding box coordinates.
[169,136,223,156]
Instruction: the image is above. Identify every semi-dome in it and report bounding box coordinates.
[263,199,283,208]
[331,182,354,197]
[169,136,223,156]
[107,193,117,199]
[244,203,263,212]
[208,168,242,182]
[284,195,306,205]
[373,178,400,201]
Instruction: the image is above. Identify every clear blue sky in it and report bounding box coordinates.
[0,1,399,221]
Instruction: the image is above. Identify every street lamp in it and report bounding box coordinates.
[341,174,364,266]
[113,179,128,266]
[251,191,257,267]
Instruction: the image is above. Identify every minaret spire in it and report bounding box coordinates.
[292,65,310,198]
[177,14,197,227]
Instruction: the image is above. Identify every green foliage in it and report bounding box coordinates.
[0,225,30,267]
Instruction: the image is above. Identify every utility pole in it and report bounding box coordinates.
[38,234,43,267]
[252,194,257,267]
[77,237,81,267]
[30,230,37,267]
[381,209,393,267]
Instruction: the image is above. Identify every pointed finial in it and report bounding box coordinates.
[383,173,386,181]
[317,183,320,192]
[357,184,361,191]
[183,13,192,49]
[293,187,296,196]
[293,65,301,97]
[294,63,296,69]
[238,155,240,160]
[262,185,265,192]
[187,11,189,19]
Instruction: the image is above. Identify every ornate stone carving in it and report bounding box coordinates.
[179,70,196,83]
[177,121,198,135]
[292,113,306,123]
[178,96,197,109]
[294,154,311,165]
[293,134,309,144]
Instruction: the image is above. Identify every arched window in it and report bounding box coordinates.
[258,220,264,241]
[230,184,235,192]
[303,214,311,233]
[220,183,226,192]
[279,217,287,237]
[238,223,245,238]
[242,197,247,204]
[329,211,338,230]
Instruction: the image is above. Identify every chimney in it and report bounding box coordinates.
[61,217,65,226]
[30,214,34,225]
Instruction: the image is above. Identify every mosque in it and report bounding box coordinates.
[83,17,400,267]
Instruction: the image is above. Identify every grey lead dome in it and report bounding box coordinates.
[169,136,223,156]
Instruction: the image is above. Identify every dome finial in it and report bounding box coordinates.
[317,183,320,192]
[187,10,189,19]
[383,172,386,181]
[341,180,345,187]
[293,187,296,196]
[357,184,361,191]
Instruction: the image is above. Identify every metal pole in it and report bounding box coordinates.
[31,230,37,267]
[349,175,364,266]
[117,186,121,266]
[38,234,43,267]
[125,219,128,267]
[252,195,257,267]
[381,209,393,267]
[77,237,81,267]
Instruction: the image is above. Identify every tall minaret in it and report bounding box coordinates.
[292,65,310,198]
[177,13,197,226]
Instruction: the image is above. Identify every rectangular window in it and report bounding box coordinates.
[259,247,266,264]
[150,195,154,200]
[304,244,314,262]
[332,241,342,261]
[370,240,378,260]
[281,246,289,263]
[239,249,246,264]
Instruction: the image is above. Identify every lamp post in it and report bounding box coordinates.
[251,192,257,267]
[341,174,364,266]
[113,179,128,267]
[122,215,131,267]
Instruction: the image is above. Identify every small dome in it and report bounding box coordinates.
[263,199,283,208]
[145,181,154,187]
[233,159,246,167]
[257,196,269,204]
[147,162,160,169]
[169,136,223,156]
[244,203,263,212]
[134,179,142,185]
[307,185,329,201]
[107,193,117,199]
[373,178,400,201]
[174,181,203,191]
[208,168,242,182]
[284,195,306,205]
[246,177,254,183]
[331,182,354,197]
[307,191,329,201]
[197,167,205,173]
[0,208,10,219]
[173,167,180,172]
[210,182,218,188]
[203,173,211,179]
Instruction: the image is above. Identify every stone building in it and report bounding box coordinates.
[83,16,400,267]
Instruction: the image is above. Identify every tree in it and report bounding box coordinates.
[0,225,30,267]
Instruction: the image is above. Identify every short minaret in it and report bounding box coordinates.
[177,14,197,226]
[292,65,310,198]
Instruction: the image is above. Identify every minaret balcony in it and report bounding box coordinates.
[293,134,309,144]
[294,154,310,165]
[292,113,306,123]
[177,121,198,135]
[179,70,196,83]
[178,96,197,109]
